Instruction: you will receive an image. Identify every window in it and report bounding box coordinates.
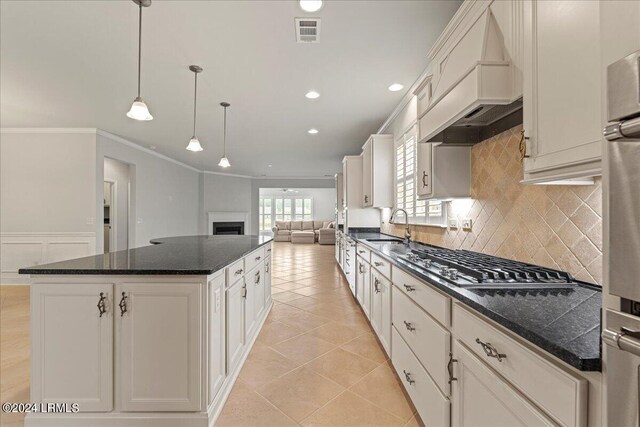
[394,126,444,226]
[259,194,313,233]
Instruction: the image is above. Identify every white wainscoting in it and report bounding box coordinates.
[0,232,97,284]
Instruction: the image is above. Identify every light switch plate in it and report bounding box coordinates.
[448,218,459,229]
[462,218,473,230]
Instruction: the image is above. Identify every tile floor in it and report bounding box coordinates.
[217,242,422,427]
[0,242,422,427]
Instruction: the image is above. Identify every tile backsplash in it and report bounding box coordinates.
[381,124,603,285]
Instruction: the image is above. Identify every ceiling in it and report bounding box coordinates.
[0,0,461,177]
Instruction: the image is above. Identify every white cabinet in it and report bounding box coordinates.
[522,0,602,183]
[264,256,272,305]
[416,143,471,199]
[335,173,345,225]
[30,283,113,412]
[226,279,245,374]
[355,255,369,311]
[370,269,391,353]
[208,274,226,404]
[251,262,266,324]
[361,135,394,208]
[451,340,555,427]
[118,282,202,412]
[343,156,362,209]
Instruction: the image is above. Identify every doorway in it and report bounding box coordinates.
[103,157,131,253]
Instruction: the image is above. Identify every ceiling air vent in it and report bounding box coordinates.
[295,18,320,43]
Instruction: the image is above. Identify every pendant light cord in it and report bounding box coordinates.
[223,106,227,156]
[137,3,142,97]
[193,72,198,137]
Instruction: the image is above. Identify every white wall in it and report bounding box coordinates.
[103,157,130,251]
[259,188,336,221]
[1,130,97,232]
[97,132,200,249]
[201,173,253,234]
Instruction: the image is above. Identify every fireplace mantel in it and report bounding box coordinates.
[207,211,249,235]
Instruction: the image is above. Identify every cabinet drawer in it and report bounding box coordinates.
[370,253,391,279]
[356,244,371,264]
[392,266,451,327]
[392,287,451,395]
[245,247,265,272]
[392,328,450,427]
[453,304,587,427]
[227,259,245,285]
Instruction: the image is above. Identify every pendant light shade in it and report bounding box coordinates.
[127,0,153,121]
[218,102,231,168]
[186,65,204,152]
[218,157,231,168]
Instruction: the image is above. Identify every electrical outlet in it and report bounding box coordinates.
[448,218,459,229]
[462,218,473,230]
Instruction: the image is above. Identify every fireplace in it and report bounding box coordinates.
[212,221,245,236]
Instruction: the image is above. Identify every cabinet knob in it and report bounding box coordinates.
[97,292,107,317]
[118,292,128,317]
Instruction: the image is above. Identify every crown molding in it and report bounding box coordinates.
[202,170,253,179]
[250,176,334,180]
[96,129,201,173]
[1,128,97,134]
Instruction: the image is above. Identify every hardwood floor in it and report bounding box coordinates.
[0,242,422,427]
[0,285,29,427]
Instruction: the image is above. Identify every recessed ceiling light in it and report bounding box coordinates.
[388,83,404,92]
[149,145,156,150]
[268,164,273,168]
[305,90,320,99]
[308,128,319,134]
[299,0,322,12]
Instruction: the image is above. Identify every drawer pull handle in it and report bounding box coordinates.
[358,250,365,254]
[403,284,415,292]
[374,277,380,293]
[359,264,365,274]
[403,320,415,332]
[255,271,261,284]
[241,285,247,299]
[118,292,128,317]
[447,352,458,384]
[403,370,415,385]
[97,292,107,317]
[374,261,384,267]
[255,256,261,261]
[475,338,507,362]
[235,268,244,276]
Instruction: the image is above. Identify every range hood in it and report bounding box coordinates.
[419,8,522,145]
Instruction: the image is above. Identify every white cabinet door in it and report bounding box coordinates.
[245,267,258,339]
[118,282,202,412]
[208,274,226,404]
[264,257,272,305]
[31,283,113,412]
[362,140,373,207]
[226,279,245,373]
[371,270,391,353]
[451,341,555,427]
[416,143,433,198]
[522,0,602,182]
[355,256,366,306]
[252,262,265,321]
[362,262,371,320]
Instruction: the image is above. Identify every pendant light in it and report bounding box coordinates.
[218,102,231,168]
[185,65,204,152]
[126,0,153,121]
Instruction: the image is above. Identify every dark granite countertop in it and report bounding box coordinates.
[347,231,602,372]
[19,235,272,276]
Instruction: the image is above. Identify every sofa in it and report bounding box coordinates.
[272,220,336,245]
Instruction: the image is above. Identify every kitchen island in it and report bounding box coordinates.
[19,235,273,427]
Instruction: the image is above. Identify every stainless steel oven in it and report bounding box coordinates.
[604,48,640,426]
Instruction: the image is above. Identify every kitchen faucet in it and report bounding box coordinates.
[389,208,411,244]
